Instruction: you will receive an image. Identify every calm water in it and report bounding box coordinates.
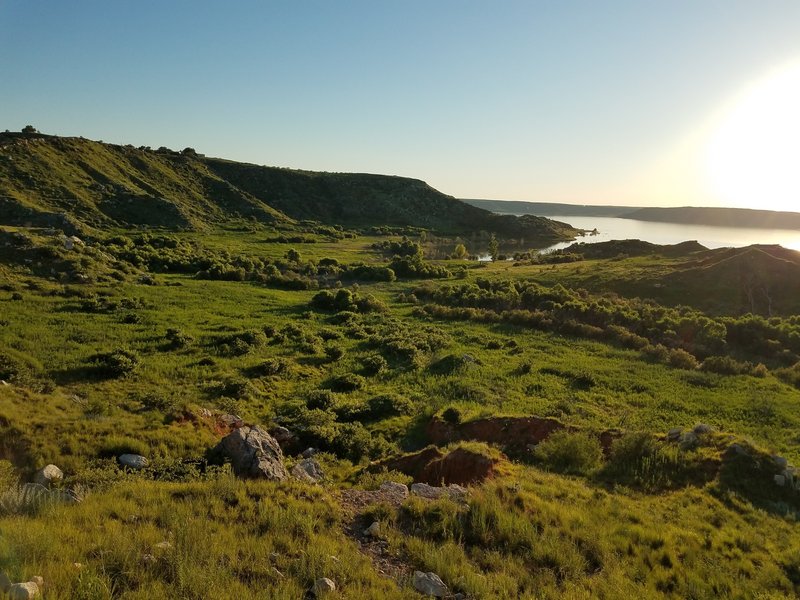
[540,215,800,253]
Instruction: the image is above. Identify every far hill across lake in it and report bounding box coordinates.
[465,199,800,230]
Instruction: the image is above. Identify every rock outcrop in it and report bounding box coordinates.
[213,425,288,480]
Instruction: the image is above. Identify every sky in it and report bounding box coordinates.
[2,1,800,210]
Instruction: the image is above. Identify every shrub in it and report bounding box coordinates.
[361,354,388,376]
[89,349,140,378]
[324,344,345,361]
[306,389,337,410]
[251,357,291,377]
[667,348,699,370]
[441,406,463,425]
[534,430,603,475]
[700,355,753,375]
[328,373,366,392]
[365,394,414,419]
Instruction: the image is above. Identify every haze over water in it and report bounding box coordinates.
[541,216,800,252]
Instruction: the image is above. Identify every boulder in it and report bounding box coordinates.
[379,481,409,500]
[30,576,43,590]
[679,431,699,449]
[313,577,336,595]
[118,454,149,470]
[301,447,318,458]
[291,458,324,483]
[774,474,786,487]
[773,456,789,469]
[364,521,381,537]
[410,483,468,502]
[666,428,682,441]
[412,571,449,597]
[213,425,288,480]
[8,582,39,600]
[693,423,714,434]
[33,464,63,488]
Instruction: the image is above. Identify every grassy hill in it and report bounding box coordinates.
[3,131,800,598]
[0,131,578,243]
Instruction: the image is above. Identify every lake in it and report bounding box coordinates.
[539,215,800,253]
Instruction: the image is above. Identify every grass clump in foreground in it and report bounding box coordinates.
[0,475,410,599]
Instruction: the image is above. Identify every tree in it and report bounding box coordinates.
[488,234,499,261]
[453,243,468,259]
[21,125,38,134]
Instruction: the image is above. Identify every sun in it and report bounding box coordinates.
[705,61,800,212]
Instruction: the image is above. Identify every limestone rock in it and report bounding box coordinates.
[666,428,682,441]
[302,447,318,458]
[364,521,381,537]
[118,454,149,469]
[8,581,39,599]
[213,425,288,480]
[679,431,698,449]
[412,571,449,597]
[291,458,324,483]
[410,483,469,502]
[33,464,63,488]
[379,481,409,500]
[313,577,336,595]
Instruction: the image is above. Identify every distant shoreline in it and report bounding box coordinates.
[463,199,800,231]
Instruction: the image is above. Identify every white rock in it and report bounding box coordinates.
[118,454,149,469]
[364,521,381,537]
[291,458,324,483]
[302,447,318,458]
[33,464,63,488]
[410,483,469,502]
[412,571,449,597]
[379,481,409,499]
[313,577,336,595]
[774,474,786,487]
[8,581,39,600]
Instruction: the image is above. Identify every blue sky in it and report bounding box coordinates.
[3,1,799,208]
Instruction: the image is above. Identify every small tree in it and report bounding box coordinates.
[488,234,499,261]
[453,243,468,259]
[285,248,301,263]
[21,125,38,134]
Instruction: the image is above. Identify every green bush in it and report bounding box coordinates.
[306,390,337,411]
[534,431,603,475]
[89,348,140,378]
[328,373,366,392]
[361,354,388,376]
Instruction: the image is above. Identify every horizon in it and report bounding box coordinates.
[3,1,799,212]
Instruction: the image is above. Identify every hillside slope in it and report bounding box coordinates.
[0,132,578,242]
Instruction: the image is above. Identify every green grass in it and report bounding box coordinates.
[2,221,800,598]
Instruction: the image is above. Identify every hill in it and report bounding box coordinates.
[466,199,800,230]
[623,206,800,229]
[0,131,578,242]
[463,198,633,217]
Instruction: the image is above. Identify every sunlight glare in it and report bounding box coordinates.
[706,61,800,212]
